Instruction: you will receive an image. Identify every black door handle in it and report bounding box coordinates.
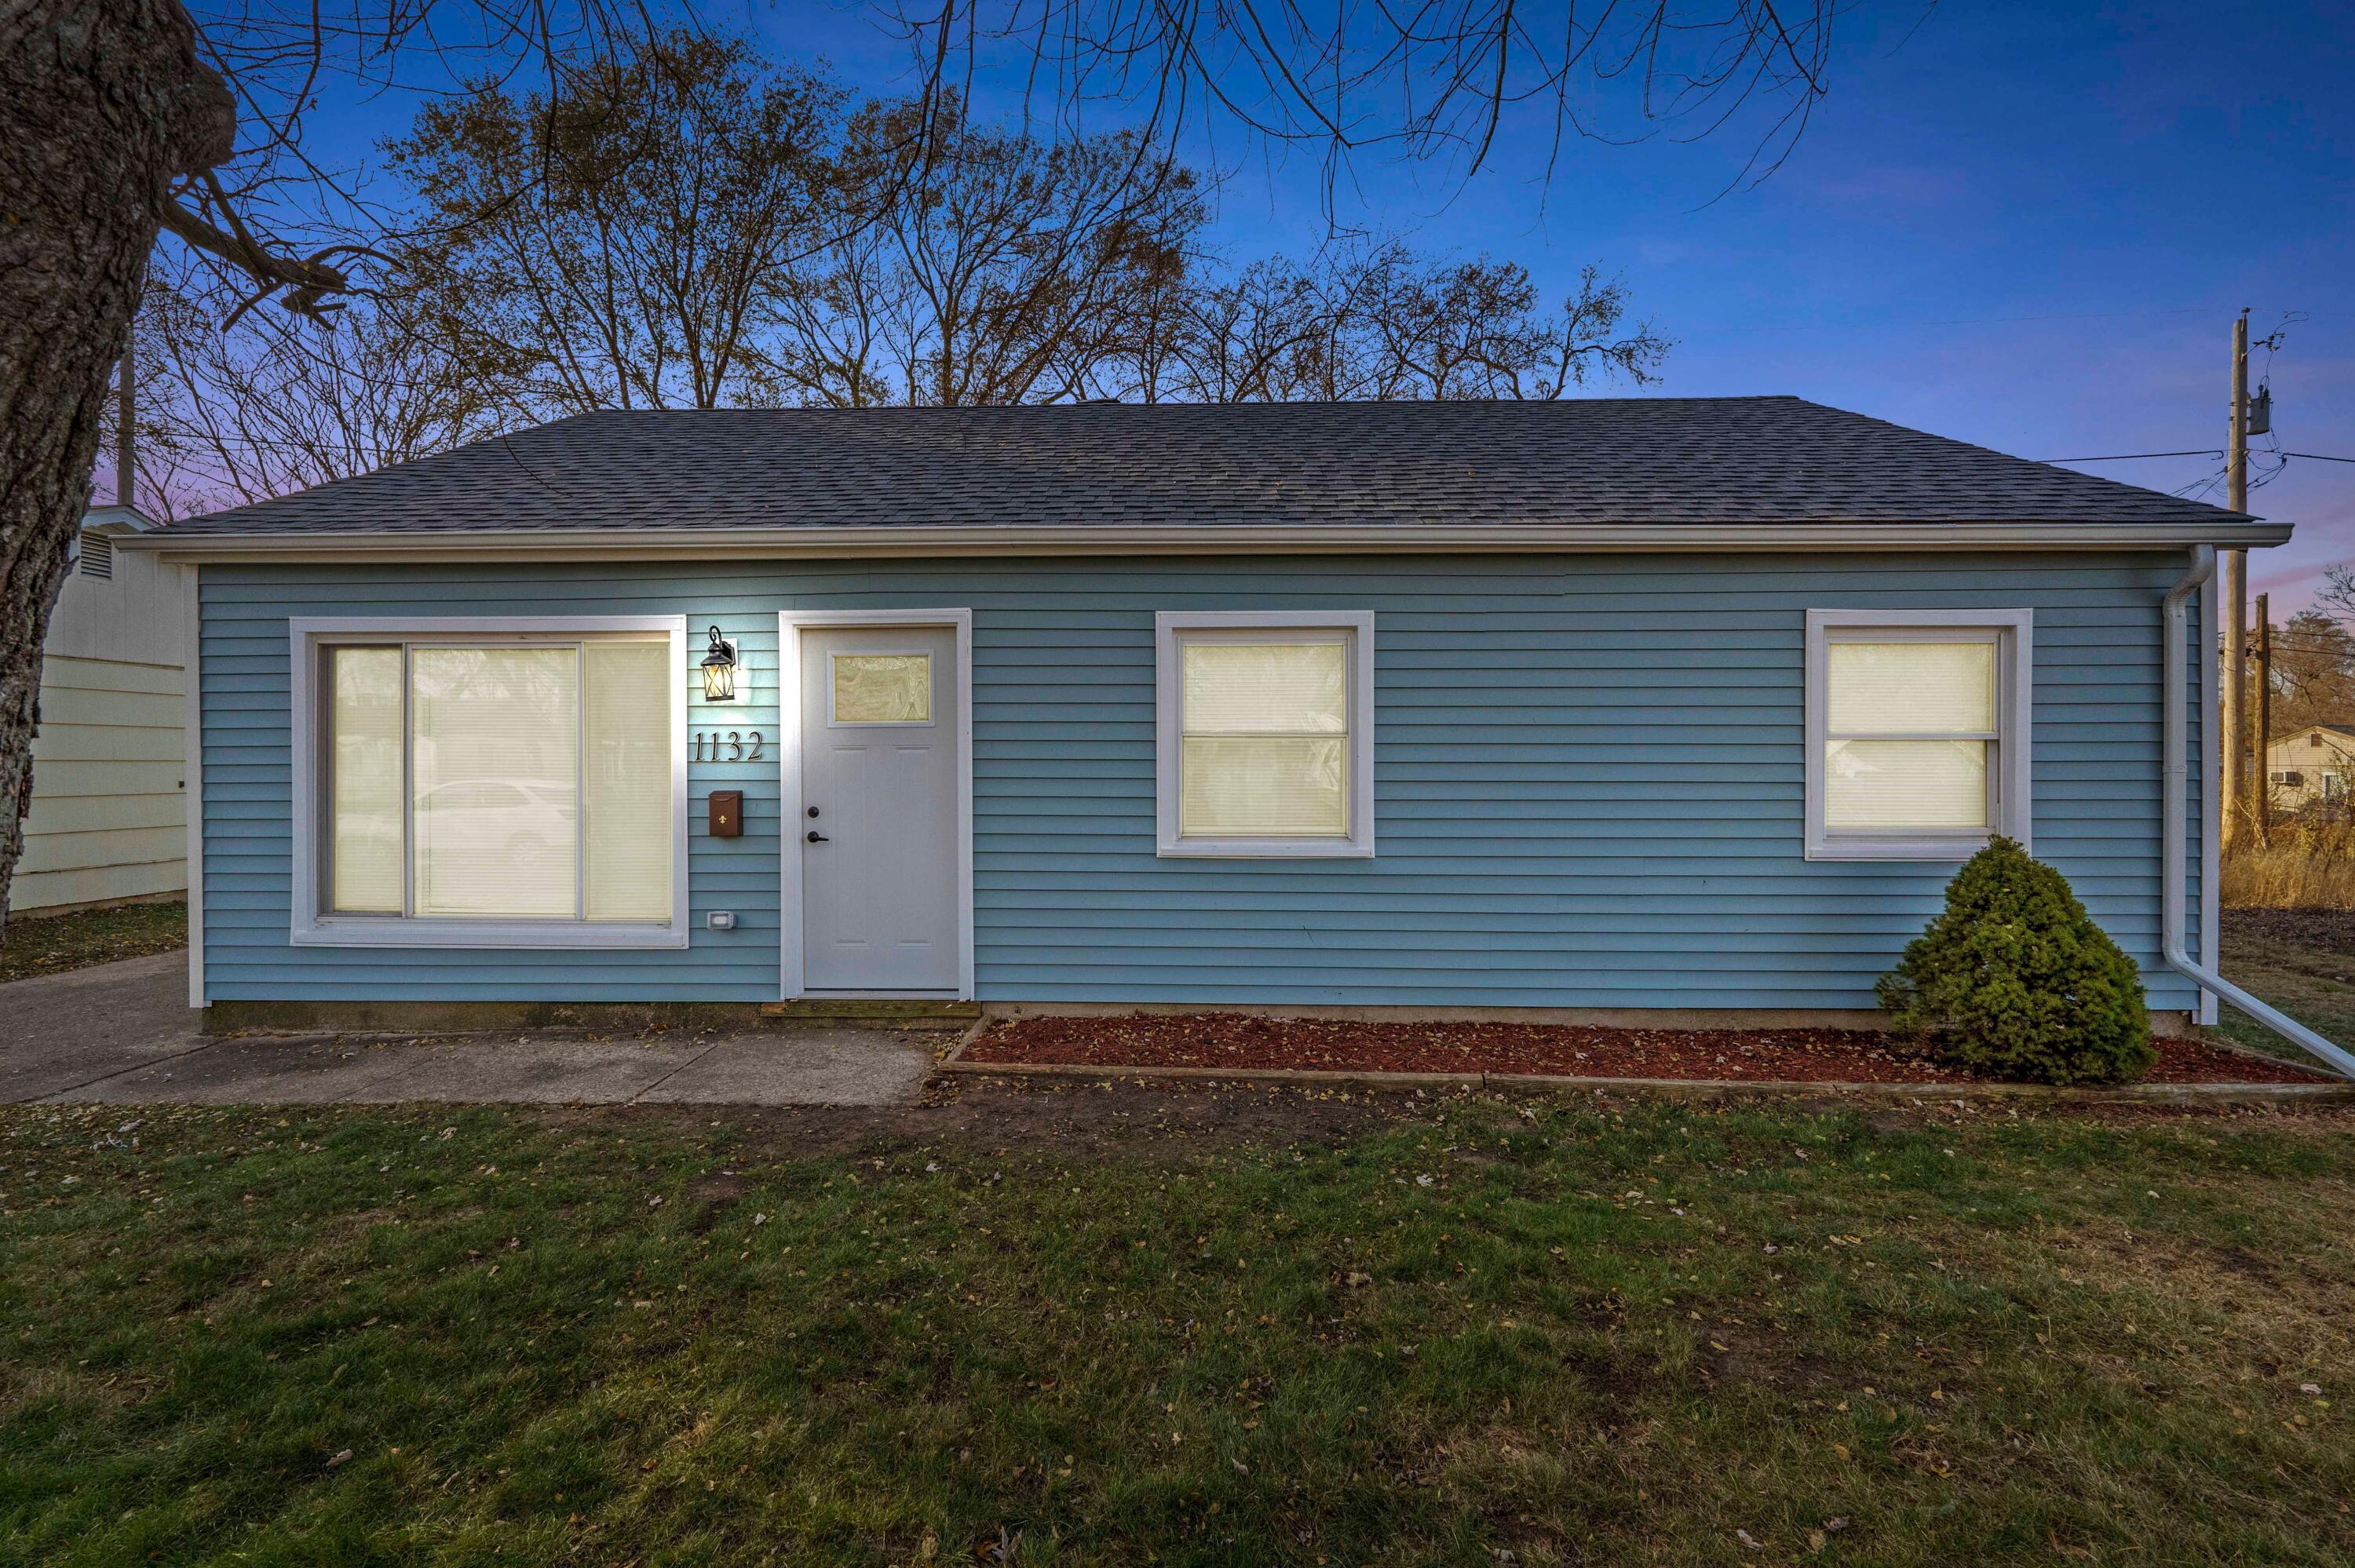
[806,830,829,843]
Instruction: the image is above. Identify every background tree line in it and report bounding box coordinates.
[115,29,1670,517]
[2266,601,2355,738]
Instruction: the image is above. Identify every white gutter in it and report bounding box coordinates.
[2162,545,2355,1078]
[119,519,2294,563]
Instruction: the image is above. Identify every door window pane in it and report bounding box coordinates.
[833,654,932,724]
[410,647,580,918]
[328,647,403,913]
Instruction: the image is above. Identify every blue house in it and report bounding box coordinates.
[127,398,2280,1034]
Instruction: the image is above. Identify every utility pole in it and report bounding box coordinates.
[2222,308,2251,847]
[2256,593,2272,844]
[115,339,135,513]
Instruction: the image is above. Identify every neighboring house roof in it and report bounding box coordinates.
[2272,724,2355,749]
[152,397,2263,540]
[79,503,161,534]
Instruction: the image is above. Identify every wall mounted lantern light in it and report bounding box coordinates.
[699,625,739,702]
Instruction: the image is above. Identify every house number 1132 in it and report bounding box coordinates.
[692,731,765,762]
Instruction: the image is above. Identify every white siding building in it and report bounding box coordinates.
[12,506,188,915]
[2265,724,2355,813]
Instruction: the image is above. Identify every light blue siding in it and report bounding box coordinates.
[195,552,2208,1010]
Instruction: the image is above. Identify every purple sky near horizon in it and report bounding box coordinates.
[273,0,2355,606]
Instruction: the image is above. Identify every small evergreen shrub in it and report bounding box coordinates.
[1876,836,2154,1085]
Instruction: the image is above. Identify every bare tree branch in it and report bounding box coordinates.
[871,0,1878,216]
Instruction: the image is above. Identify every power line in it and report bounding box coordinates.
[1692,304,2229,336]
[2286,451,2355,465]
[2038,449,2221,463]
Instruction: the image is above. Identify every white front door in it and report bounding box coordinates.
[797,624,962,993]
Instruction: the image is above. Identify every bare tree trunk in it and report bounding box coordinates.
[1,0,233,936]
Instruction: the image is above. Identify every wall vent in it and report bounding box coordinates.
[78,531,113,580]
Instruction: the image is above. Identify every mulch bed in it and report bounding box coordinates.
[961,1013,2339,1086]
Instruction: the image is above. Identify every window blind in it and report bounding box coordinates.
[583,640,674,921]
[1179,640,1349,837]
[1827,640,1995,734]
[1825,639,1997,832]
[328,647,403,913]
[410,647,581,918]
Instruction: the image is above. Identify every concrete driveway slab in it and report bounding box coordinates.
[0,951,200,1103]
[635,1029,933,1105]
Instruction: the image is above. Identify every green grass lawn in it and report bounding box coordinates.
[4,1088,2350,1566]
[0,901,186,986]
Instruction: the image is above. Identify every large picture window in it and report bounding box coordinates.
[292,619,688,946]
[1804,609,2032,861]
[1156,611,1375,857]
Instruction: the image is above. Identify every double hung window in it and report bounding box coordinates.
[1155,611,1375,857]
[1805,609,2031,860]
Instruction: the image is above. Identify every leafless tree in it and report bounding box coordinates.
[1142,257,1327,403]
[769,100,1207,407]
[1375,253,1669,399]
[878,0,1853,205]
[388,31,845,414]
[2267,606,2355,737]
[1131,241,1667,404]
[115,259,508,516]
[2317,566,2355,629]
[755,205,908,409]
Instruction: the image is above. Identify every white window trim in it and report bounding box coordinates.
[777,609,976,1001]
[1804,608,2032,862]
[1156,610,1375,859]
[288,615,690,949]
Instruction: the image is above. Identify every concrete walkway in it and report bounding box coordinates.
[0,952,934,1107]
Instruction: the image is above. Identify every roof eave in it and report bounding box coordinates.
[123,518,2291,562]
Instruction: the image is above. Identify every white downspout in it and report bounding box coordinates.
[2162,545,2355,1078]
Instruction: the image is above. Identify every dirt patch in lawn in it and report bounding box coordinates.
[2223,906,2355,957]
[290,1074,2355,1178]
[961,1012,2337,1085]
[542,1071,1462,1161]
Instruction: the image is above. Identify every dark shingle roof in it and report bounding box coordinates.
[162,396,2255,536]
